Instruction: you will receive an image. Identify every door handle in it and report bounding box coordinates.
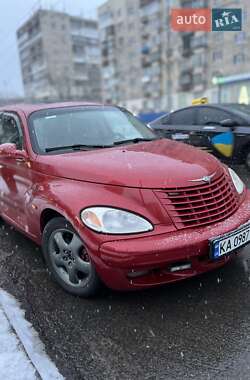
[16,158,25,162]
[0,164,3,169]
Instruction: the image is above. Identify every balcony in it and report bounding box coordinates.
[191,36,208,49]
[179,71,193,91]
[179,60,192,72]
[181,33,194,57]
[141,45,150,55]
[142,55,151,67]
[102,57,109,67]
[140,0,160,17]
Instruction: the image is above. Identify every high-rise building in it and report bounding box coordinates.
[207,0,250,105]
[98,0,192,113]
[98,0,143,111]
[17,9,101,101]
[98,0,250,113]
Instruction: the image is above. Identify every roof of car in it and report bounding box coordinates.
[186,103,250,119]
[171,103,243,110]
[0,101,105,117]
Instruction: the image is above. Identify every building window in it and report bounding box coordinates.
[192,53,204,66]
[141,45,150,54]
[243,9,247,22]
[182,0,205,8]
[118,37,124,46]
[128,51,134,59]
[127,6,134,15]
[233,53,245,64]
[212,51,223,61]
[128,36,135,44]
[213,32,224,41]
[235,32,246,44]
[193,73,203,85]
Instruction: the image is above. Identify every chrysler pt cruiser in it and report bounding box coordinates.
[0,102,249,297]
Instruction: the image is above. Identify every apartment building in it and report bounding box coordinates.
[99,0,250,112]
[98,0,198,112]
[207,0,250,105]
[98,0,142,111]
[17,9,101,101]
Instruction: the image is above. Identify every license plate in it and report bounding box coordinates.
[210,222,250,259]
[171,133,189,140]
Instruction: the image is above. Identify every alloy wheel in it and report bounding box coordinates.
[48,228,91,287]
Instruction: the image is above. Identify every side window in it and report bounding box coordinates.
[197,107,231,125]
[0,114,23,150]
[160,114,171,125]
[170,108,196,125]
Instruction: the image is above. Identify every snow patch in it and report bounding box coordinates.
[0,307,37,380]
[0,289,64,380]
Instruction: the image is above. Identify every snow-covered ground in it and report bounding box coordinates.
[0,290,64,380]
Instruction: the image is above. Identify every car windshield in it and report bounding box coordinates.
[28,106,157,154]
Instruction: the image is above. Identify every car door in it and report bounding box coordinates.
[151,107,200,145]
[195,106,236,159]
[0,112,31,229]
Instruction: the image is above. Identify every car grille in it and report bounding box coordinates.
[154,172,240,229]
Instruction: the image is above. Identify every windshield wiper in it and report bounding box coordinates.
[113,137,158,146]
[45,138,159,152]
[45,144,112,153]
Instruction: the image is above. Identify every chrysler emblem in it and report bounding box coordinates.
[188,172,216,184]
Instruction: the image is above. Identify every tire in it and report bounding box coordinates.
[42,217,101,297]
[246,150,250,171]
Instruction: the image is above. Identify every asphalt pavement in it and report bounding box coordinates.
[0,166,250,380]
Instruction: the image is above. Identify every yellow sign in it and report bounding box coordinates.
[192,97,208,105]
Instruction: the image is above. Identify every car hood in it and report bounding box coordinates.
[36,139,221,189]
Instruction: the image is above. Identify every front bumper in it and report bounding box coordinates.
[97,191,250,291]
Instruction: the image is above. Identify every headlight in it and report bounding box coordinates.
[80,207,153,234]
[228,168,244,194]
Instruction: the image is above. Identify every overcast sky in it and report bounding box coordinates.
[0,0,104,98]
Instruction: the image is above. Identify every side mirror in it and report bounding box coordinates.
[220,119,238,128]
[0,143,17,156]
[0,143,28,160]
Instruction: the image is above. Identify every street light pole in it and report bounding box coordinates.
[218,84,222,103]
[212,73,223,103]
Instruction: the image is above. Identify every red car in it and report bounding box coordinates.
[0,102,249,297]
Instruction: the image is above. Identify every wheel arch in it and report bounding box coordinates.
[40,208,65,232]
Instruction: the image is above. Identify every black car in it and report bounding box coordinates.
[150,104,250,169]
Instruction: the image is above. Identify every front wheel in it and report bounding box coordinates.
[42,217,101,297]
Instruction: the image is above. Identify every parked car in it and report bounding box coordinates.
[150,103,250,169]
[137,112,167,124]
[0,102,250,297]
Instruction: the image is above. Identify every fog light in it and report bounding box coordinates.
[127,269,150,278]
[170,263,191,273]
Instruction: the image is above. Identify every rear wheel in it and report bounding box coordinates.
[42,217,101,297]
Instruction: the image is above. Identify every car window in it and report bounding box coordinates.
[159,114,171,125]
[0,114,23,149]
[29,106,156,154]
[169,108,196,125]
[197,107,232,125]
